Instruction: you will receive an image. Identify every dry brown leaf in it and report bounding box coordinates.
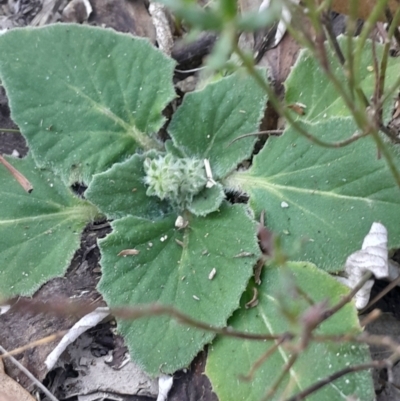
[258,8,310,88]
[0,358,35,401]
[0,155,33,193]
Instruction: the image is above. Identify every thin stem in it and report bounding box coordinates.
[0,332,66,360]
[262,353,298,401]
[354,0,390,77]
[228,130,283,145]
[379,122,400,144]
[322,12,345,65]
[371,37,381,109]
[238,2,400,186]
[321,272,373,321]
[240,336,288,381]
[385,6,400,47]
[344,0,358,102]
[277,7,370,135]
[285,360,389,401]
[233,44,365,149]
[370,128,400,187]
[359,274,400,314]
[10,298,293,342]
[377,6,400,109]
[0,128,20,133]
[379,73,400,108]
[0,344,60,401]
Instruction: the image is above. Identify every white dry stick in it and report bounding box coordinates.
[149,2,174,56]
[45,307,110,370]
[337,222,400,309]
[204,159,216,188]
[0,304,10,315]
[259,0,300,47]
[157,374,173,401]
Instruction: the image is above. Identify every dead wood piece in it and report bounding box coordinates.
[149,1,174,55]
[89,0,156,42]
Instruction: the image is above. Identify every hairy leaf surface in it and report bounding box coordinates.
[168,71,267,179]
[206,262,374,401]
[0,155,98,296]
[98,203,259,375]
[0,24,175,184]
[228,118,400,271]
[226,36,400,271]
[285,38,399,123]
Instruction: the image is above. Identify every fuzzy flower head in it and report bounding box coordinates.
[143,154,207,209]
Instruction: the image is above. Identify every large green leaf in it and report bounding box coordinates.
[206,262,374,401]
[98,202,259,375]
[225,37,400,272]
[0,155,99,297]
[168,71,267,179]
[227,117,400,271]
[0,24,175,185]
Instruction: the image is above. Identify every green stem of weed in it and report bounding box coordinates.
[371,129,400,187]
[353,0,390,78]
[0,128,20,133]
[378,6,400,109]
[233,43,364,148]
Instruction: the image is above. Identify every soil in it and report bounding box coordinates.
[1,1,400,401]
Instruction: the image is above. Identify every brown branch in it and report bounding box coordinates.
[263,353,298,401]
[360,274,400,314]
[228,130,284,146]
[9,298,293,342]
[239,336,289,382]
[285,360,390,401]
[0,344,59,401]
[321,271,373,321]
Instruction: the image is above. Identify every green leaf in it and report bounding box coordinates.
[206,262,374,401]
[85,153,171,220]
[0,24,176,185]
[0,155,98,297]
[98,202,259,375]
[227,118,400,271]
[285,37,400,123]
[187,184,225,216]
[168,71,267,179]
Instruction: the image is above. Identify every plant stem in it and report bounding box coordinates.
[0,128,20,133]
[233,43,364,149]
[285,360,389,401]
[353,0,390,78]
[377,6,400,109]
[235,0,400,187]
[371,129,400,187]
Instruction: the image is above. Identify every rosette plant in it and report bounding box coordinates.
[0,21,400,400]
